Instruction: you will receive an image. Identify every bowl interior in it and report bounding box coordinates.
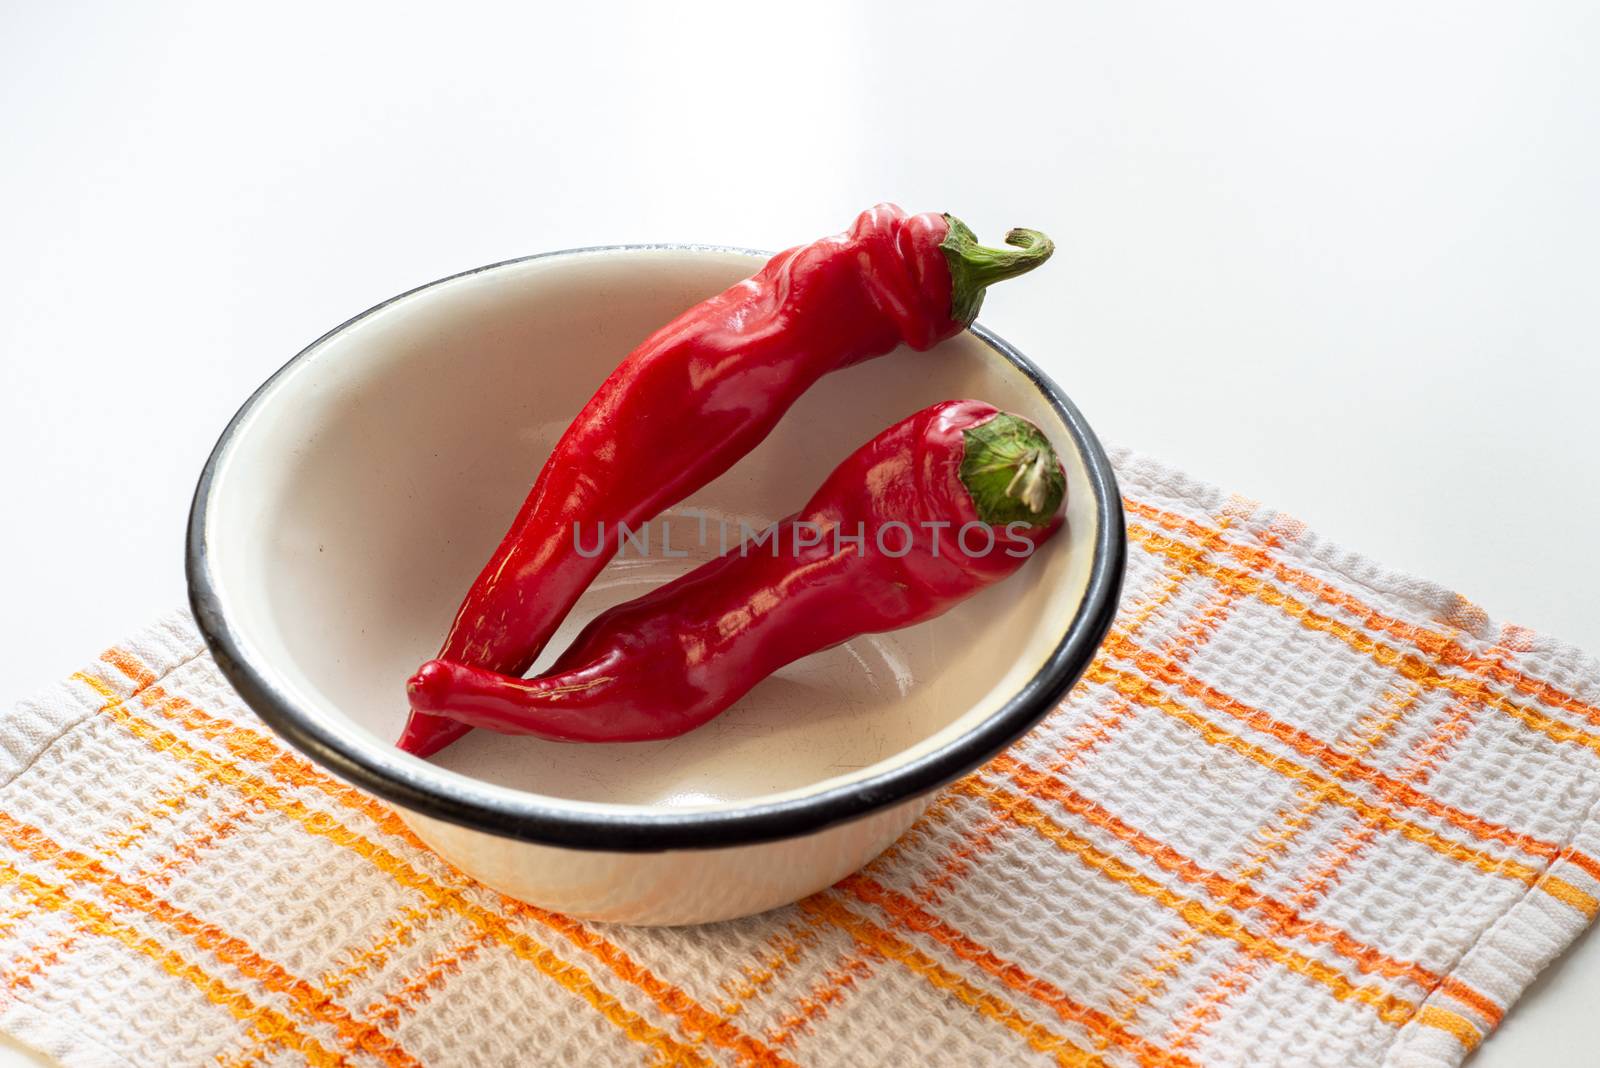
[202,248,1102,812]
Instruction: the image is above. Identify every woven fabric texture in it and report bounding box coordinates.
[3,449,1599,1068]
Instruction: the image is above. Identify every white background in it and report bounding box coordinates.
[2,3,1596,1064]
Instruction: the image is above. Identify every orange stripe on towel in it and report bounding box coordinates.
[95,652,796,1068]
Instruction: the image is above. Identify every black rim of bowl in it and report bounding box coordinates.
[186,244,1127,853]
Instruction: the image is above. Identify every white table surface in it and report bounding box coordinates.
[2,3,1596,1064]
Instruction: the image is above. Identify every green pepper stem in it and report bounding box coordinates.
[941,215,1055,326]
[959,413,1066,527]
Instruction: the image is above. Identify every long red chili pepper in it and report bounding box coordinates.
[406,400,1065,743]
[398,205,1054,756]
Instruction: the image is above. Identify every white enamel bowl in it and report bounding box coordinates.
[187,246,1125,925]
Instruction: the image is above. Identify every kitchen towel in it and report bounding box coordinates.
[2,449,1599,1068]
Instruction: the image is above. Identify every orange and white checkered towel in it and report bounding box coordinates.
[3,450,1600,1068]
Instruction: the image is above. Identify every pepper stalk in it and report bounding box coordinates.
[941,216,1055,326]
[959,413,1067,527]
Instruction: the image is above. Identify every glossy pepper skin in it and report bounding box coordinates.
[399,205,1053,756]
[406,400,1065,743]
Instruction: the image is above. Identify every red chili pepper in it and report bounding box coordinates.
[406,400,1065,743]
[398,205,1053,756]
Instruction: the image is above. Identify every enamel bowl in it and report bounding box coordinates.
[187,246,1125,925]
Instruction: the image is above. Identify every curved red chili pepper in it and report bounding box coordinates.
[407,400,1065,744]
[399,206,1053,756]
